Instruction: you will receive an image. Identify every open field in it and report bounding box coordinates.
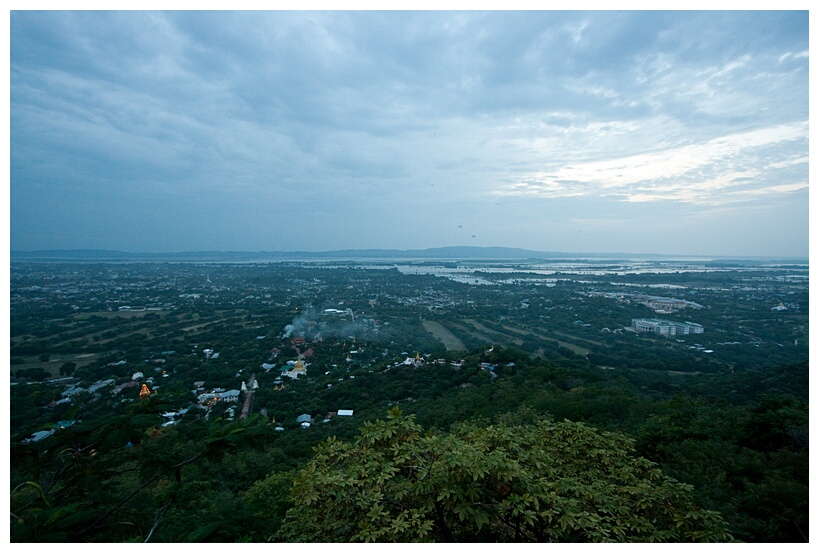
[446,321,493,344]
[501,325,592,356]
[422,320,466,351]
[463,319,525,346]
[72,310,171,319]
[182,321,219,332]
[550,330,605,348]
[11,352,103,377]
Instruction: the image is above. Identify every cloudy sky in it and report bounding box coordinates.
[9,10,809,257]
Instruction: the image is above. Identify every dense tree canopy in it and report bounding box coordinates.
[275,409,733,542]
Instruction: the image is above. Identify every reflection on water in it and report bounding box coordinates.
[379,260,808,285]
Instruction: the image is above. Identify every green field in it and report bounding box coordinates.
[422,320,466,351]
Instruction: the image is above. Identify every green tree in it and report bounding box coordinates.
[276,409,733,543]
[60,362,77,376]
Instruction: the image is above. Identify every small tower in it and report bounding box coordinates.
[139,384,151,400]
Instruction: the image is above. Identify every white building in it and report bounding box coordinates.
[632,318,704,336]
[197,389,241,405]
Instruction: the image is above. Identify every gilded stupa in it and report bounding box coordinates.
[293,356,306,374]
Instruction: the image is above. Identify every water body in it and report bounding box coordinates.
[381,261,809,285]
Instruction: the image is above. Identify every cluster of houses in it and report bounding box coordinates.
[295,409,354,429]
[24,333,373,444]
[389,352,465,369]
[21,419,78,443]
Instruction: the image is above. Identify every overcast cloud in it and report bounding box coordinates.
[9,10,809,257]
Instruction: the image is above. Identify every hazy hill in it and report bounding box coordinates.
[9,246,570,261]
[9,247,807,264]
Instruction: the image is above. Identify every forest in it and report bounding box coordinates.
[9,260,809,542]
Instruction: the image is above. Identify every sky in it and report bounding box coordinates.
[8,9,811,257]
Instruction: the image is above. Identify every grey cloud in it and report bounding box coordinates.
[10,10,809,257]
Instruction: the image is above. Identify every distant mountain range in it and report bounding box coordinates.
[10,246,570,261]
[9,247,807,263]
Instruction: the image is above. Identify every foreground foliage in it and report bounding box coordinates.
[276,409,733,542]
[10,352,806,542]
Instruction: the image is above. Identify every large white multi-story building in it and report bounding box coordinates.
[632,318,704,336]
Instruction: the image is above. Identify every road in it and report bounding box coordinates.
[240,373,256,419]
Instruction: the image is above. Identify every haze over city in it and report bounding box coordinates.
[9,9,809,258]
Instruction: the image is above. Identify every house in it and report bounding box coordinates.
[22,429,56,443]
[337,409,354,417]
[197,389,241,406]
[162,408,189,427]
[296,414,312,424]
[219,390,240,402]
[111,380,139,395]
[61,385,84,398]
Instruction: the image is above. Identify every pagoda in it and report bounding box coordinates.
[293,356,306,374]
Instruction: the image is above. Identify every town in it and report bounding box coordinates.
[10,256,809,542]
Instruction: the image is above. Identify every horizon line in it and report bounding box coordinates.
[8,246,809,261]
